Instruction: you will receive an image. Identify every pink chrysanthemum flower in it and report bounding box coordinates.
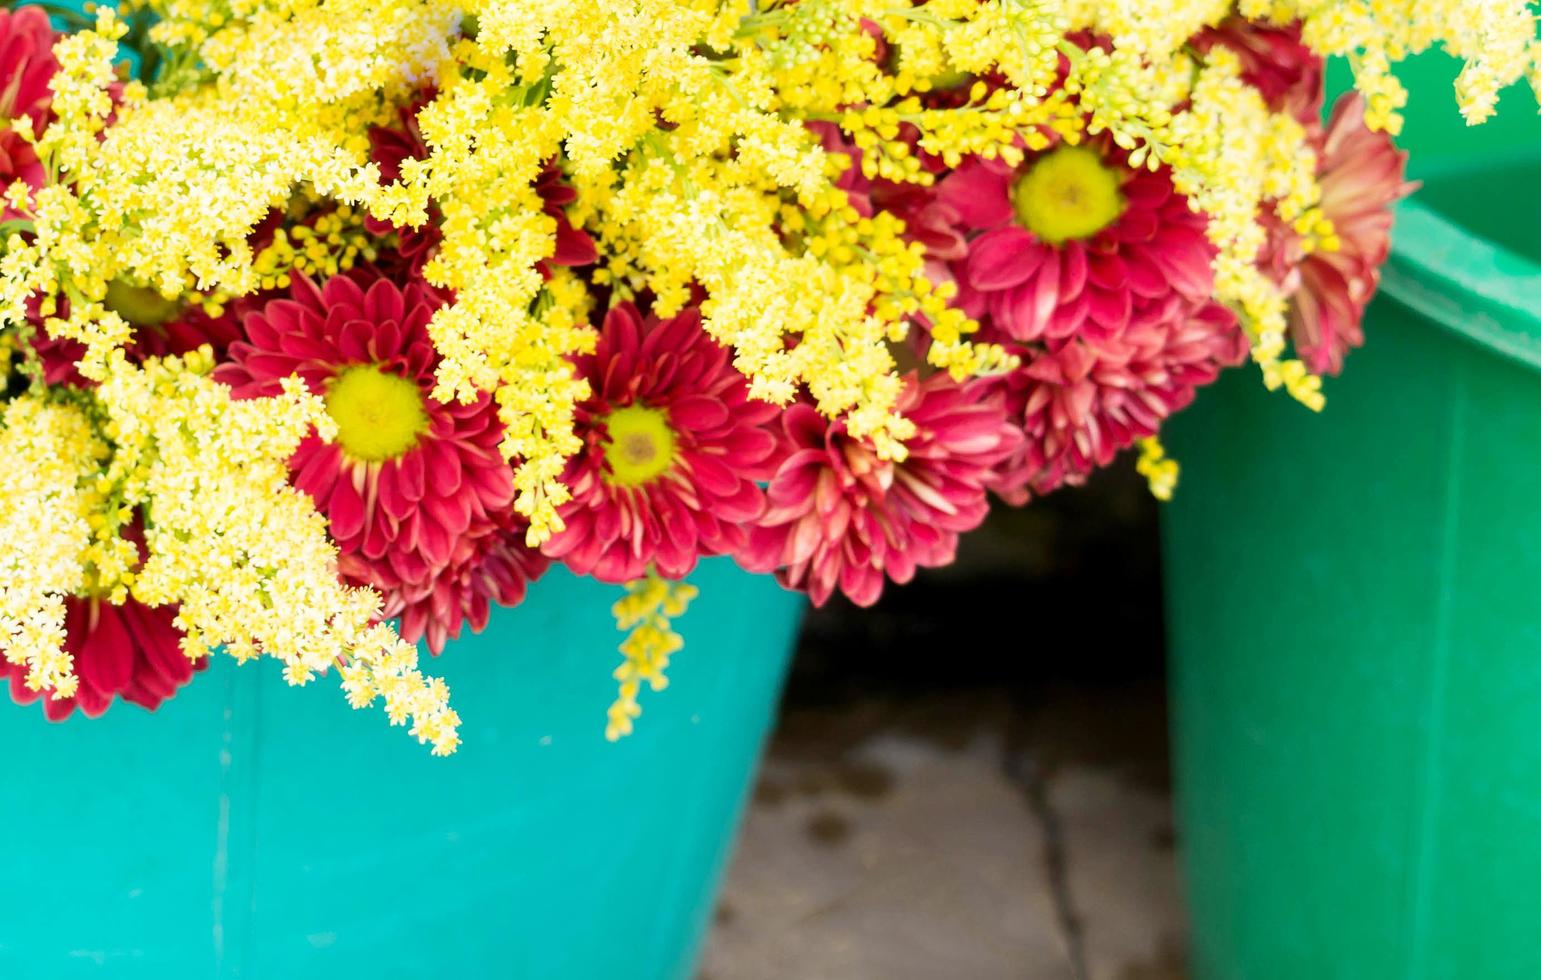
[741,373,1021,607]
[1264,94,1414,375]
[1,596,205,720]
[936,136,1218,344]
[540,303,782,584]
[0,7,56,221]
[984,296,1248,501]
[368,105,596,276]
[216,272,542,644]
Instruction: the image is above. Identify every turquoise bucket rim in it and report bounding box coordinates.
[1381,195,1541,374]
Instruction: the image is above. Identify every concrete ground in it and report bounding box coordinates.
[701,686,1185,980]
[702,462,1183,979]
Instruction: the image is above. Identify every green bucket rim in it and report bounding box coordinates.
[1381,196,1541,373]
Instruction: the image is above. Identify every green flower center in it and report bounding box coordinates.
[602,404,677,487]
[104,279,182,326]
[1011,145,1127,245]
[324,364,430,462]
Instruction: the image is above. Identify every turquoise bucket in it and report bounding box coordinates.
[9,5,802,976]
[0,558,803,978]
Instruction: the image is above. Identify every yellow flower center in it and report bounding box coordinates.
[601,404,677,487]
[324,364,430,462]
[1011,145,1127,245]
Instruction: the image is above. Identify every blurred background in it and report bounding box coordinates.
[701,460,1182,980]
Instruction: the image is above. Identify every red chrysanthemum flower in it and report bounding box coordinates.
[540,302,782,584]
[1194,18,1324,123]
[135,305,244,361]
[368,104,596,276]
[216,272,544,645]
[936,136,1217,344]
[741,373,1021,607]
[2,596,206,720]
[807,121,965,275]
[1262,94,1414,375]
[984,295,1248,502]
[32,288,247,388]
[1,522,205,719]
[0,7,57,221]
[381,516,549,655]
[366,109,443,277]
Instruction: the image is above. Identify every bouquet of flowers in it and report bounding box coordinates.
[0,0,1529,753]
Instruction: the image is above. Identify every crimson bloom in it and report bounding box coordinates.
[541,303,782,583]
[1266,94,1414,375]
[984,295,1248,501]
[216,272,545,649]
[380,515,548,655]
[0,7,57,221]
[741,373,1021,607]
[2,521,205,719]
[937,136,1218,344]
[32,289,245,388]
[1,597,204,720]
[1195,18,1324,123]
[891,122,1242,499]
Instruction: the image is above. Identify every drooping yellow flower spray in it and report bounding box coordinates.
[608,571,698,742]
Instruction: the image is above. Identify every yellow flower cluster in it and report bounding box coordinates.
[1248,0,1541,130]
[383,0,951,519]
[246,199,379,296]
[95,349,461,754]
[606,570,698,742]
[12,0,1532,473]
[1159,48,1328,410]
[0,11,460,751]
[1,12,384,371]
[0,395,102,699]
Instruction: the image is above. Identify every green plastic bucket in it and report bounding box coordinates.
[0,558,803,978]
[1163,55,1541,979]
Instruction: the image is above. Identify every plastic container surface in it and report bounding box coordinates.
[1163,53,1541,980]
[0,559,804,980]
[7,5,801,978]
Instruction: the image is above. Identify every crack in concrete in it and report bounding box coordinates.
[1005,747,1090,980]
